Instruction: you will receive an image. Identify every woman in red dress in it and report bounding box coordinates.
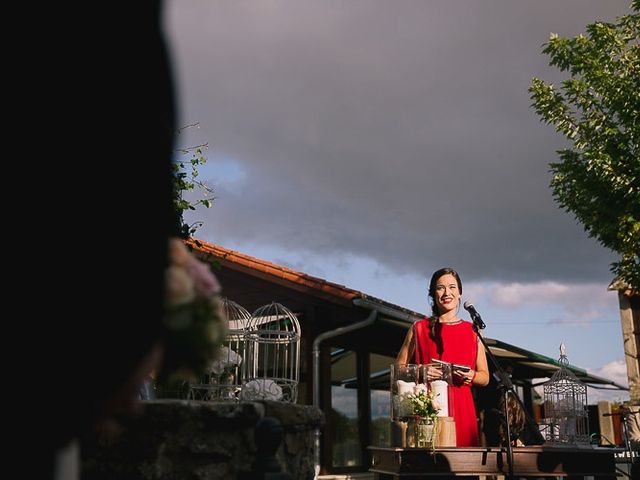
[397,267,489,447]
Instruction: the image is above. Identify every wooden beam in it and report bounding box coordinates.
[618,291,640,403]
[369,445,620,477]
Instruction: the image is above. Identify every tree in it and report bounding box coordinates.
[529,1,640,289]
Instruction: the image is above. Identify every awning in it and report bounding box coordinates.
[335,336,628,391]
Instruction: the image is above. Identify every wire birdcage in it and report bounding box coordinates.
[241,301,300,403]
[541,343,589,445]
[188,298,252,401]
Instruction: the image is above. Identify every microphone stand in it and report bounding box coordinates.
[472,319,515,480]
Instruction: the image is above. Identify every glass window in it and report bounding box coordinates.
[371,389,390,447]
[331,348,361,467]
[370,353,394,447]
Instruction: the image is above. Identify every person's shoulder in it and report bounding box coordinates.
[414,317,432,327]
[459,320,480,336]
[412,317,431,333]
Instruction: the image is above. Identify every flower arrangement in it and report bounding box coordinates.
[393,382,440,448]
[407,387,440,424]
[160,238,228,385]
[394,383,440,421]
[205,345,243,399]
[210,345,242,377]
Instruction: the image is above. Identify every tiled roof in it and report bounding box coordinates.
[187,238,426,318]
[187,238,361,302]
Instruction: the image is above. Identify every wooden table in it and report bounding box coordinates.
[369,445,622,479]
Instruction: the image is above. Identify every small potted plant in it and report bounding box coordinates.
[406,385,440,448]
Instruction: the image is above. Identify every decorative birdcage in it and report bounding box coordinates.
[541,343,589,445]
[241,301,301,403]
[188,298,252,401]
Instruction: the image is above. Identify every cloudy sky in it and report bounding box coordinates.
[166,0,632,402]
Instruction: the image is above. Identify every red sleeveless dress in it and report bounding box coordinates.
[413,318,479,447]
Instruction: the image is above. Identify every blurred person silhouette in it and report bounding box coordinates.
[45,1,176,478]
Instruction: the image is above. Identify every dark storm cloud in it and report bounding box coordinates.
[168,0,626,283]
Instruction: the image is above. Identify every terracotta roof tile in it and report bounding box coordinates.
[186,238,361,302]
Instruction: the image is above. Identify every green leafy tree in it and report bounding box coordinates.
[171,123,215,238]
[529,1,640,289]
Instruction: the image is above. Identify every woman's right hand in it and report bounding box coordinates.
[426,365,442,381]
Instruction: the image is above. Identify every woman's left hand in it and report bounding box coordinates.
[454,369,474,385]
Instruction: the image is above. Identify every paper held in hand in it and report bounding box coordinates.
[431,358,471,373]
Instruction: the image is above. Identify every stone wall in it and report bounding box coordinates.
[82,400,324,480]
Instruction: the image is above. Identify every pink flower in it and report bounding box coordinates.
[187,257,221,297]
[166,265,195,306]
[162,238,227,380]
[166,238,220,306]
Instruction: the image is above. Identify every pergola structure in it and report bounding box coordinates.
[188,238,627,475]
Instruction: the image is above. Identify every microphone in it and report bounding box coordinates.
[464,301,485,329]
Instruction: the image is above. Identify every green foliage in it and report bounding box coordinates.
[529,1,640,288]
[407,389,440,423]
[171,140,215,239]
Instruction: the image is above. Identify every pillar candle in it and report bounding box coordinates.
[431,380,448,417]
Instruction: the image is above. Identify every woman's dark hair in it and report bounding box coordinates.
[428,267,462,339]
[499,391,526,446]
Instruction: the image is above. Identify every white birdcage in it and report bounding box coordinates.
[241,301,301,403]
[188,298,252,401]
[541,343,589,445]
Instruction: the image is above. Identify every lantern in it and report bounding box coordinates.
[542,343,589,445]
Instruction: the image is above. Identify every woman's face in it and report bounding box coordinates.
[433,273,460,314]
